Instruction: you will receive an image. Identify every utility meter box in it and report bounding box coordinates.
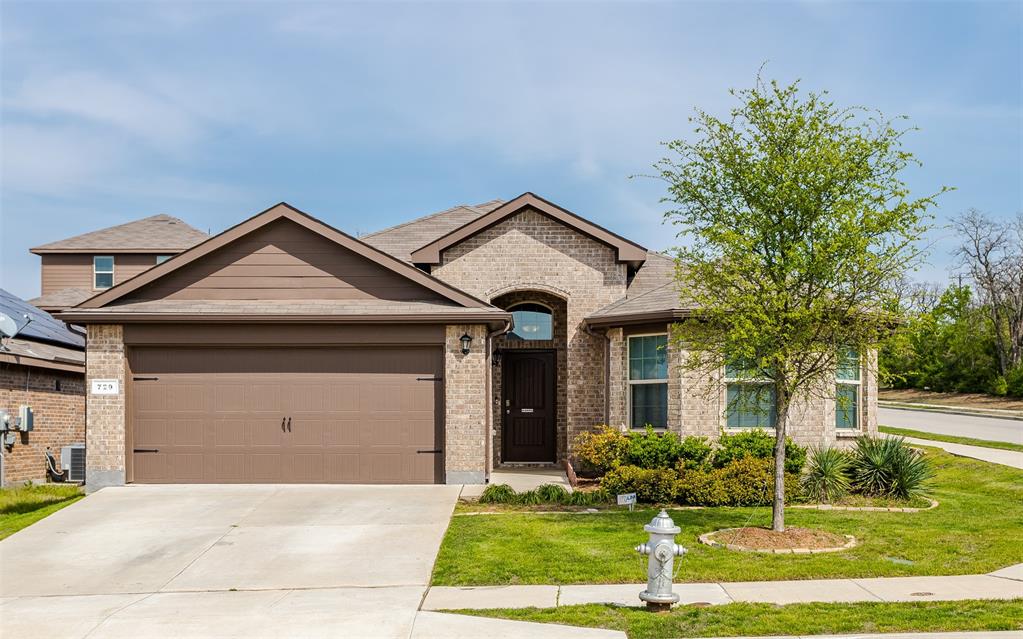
[18,406,33,432]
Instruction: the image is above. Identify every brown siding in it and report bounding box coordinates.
[124,219,449,302]
[1,364,85,485]
[41,254,162,294]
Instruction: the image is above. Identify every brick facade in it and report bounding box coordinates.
[607,324,879,447]
[431,208,627,463]
[444,324,489,483]
[0,364,84,485]
[85,324,126,489]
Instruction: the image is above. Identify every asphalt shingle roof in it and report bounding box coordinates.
[32,214,208,253]
[361,200,505,262]
[28,288,95,312]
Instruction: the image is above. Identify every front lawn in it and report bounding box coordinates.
[880,425,1023,453]
[456,599,1023,638]
[0,484,83,540]
[432,449,1022,585]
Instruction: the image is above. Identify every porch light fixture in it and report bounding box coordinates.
[492,349,503,367]
[460,332,473,355]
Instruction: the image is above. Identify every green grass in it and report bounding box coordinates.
[881,425,1023,453]
[456,600,1023,638]
[0,484,83,540]
[432,449,1023,585]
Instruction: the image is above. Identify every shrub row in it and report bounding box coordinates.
[575,426,807,476]
[600,456,802,507]
[477,483,612,507]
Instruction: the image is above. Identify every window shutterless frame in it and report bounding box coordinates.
[722,360,776,429]
[627,333,669,430]
[835,349,862,431]
[93,255,115,290]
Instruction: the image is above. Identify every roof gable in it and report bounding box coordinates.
[409,193,648,265]
[31,214,208,254]
[76,203,493,311]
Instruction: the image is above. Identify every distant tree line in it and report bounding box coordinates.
[880,211,1023,397]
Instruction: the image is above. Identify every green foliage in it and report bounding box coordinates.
[676,457,801,507]
[713,429,807,474]
[534,484,570,504]
[574,425,629,474]
[1006,364,1023,397]
[516,489,543,506]
[599,465,678,503]
[625,427,682,469]
[850,437,933,500]
[567,488,612,507]
[478,484,517,504]
[677,435,714,470]
[801,446,852,503]
[880,285,1011,395]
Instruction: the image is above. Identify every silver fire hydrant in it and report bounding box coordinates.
[635,509,686,611]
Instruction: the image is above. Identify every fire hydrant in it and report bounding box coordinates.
[635,509,686,611]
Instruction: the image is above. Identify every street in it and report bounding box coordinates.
[878,407,1023,445]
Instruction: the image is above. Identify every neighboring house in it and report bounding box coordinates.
[29,214,208,312]
[0,289,86,486]
[53,194,877,489]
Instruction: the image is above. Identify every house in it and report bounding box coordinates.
[51,194,877,489]
[0,289,86,486]
[29,214,208,313]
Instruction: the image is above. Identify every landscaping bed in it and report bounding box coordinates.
[454,599,1023,638]
[432,449,1022,585]
[699,526,852,552]
[0,484,83,540]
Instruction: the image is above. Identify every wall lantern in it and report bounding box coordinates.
[460,333,473,355]
[492,349,503,367]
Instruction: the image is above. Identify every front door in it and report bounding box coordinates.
[502,350,556,462]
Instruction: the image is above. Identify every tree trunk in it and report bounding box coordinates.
[771,386,790,532]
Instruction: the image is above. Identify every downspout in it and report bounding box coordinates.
[584,322,612,425]
[485,319,512,483]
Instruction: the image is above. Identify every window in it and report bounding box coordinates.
[836,348,861,429]
[724,359,776,428]
[628,334,668,429]
[155,255,172,264]
[93,256,114,289]
[508,303,553,340]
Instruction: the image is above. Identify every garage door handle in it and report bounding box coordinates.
[287,417,292,432]
[281,417,286,432]
[417,449,443,454]
[416,377,443,382]
[133,377,159,381]
[134,448,159,453]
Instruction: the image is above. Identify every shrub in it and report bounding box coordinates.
[1006,363,1023,398]
[599,465,678,503]
[626,427,683,469]
[714,429,807,474]
[516,489,543,505]
[478,483,516,504]
[801,446,852,503]
[534,483,570,504]
[850,436,933,499]
[677,436,714,470]
[676,457,802,506]
[574,425,629,473]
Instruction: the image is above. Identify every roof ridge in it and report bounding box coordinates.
[31,213,206,251]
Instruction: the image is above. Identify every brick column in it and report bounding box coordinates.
[444,324,488,484]
[606,327,627,429]
[85,324,126,490]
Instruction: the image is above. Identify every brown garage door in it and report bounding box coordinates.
[128,346,443,484]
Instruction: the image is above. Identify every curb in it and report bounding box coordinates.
[879,401,1023,422]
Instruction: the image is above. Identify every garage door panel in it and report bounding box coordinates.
[130,346,443,484]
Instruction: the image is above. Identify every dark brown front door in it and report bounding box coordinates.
[502,350,556,462]
[128,346,444,484]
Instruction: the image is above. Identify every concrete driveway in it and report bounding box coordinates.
[1,484,460,638]
[879,407,1023,444]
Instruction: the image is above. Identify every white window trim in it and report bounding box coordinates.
[835,354,863,435]
[722,364,776,431]
[627,333,669,430]
[93,255,115,290]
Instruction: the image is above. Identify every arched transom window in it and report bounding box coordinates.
[508,303,553,340]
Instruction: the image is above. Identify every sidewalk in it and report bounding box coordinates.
[900,436,1023,469]
[422,563,1023,610]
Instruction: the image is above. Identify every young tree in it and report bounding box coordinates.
[654,77,944,531]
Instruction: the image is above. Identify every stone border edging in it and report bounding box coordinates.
[699,528,857,554]
[792,498,939,513]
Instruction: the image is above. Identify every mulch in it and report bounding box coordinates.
[707,526,848,550]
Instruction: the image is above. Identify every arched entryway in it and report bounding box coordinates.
[490,290,568,465]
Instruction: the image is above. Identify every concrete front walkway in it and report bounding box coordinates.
[423,563,1023,610]
[0,484,623,639]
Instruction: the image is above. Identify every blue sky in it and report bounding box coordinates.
[1,1,1020,300]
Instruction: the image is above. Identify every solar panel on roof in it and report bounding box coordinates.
[0,289,84,349]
